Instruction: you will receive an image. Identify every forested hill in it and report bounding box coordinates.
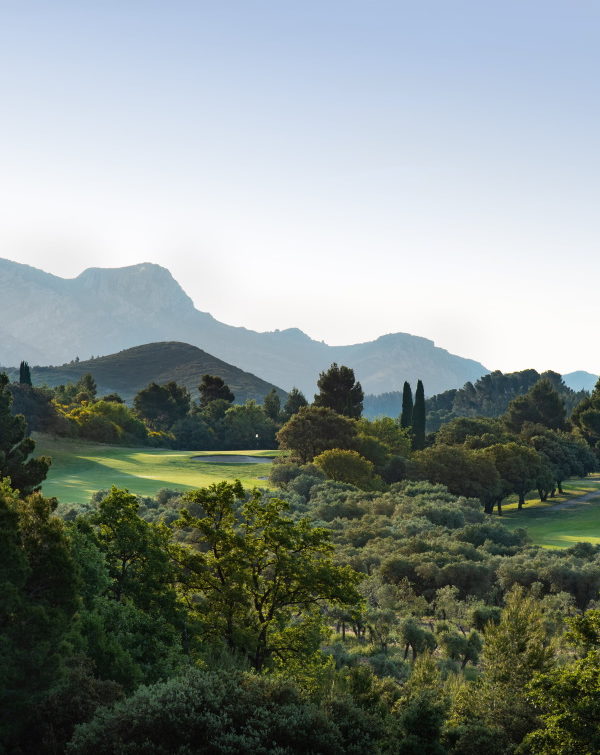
[363,368,592,428]
[0,257,488,395]
[2,342,287,405]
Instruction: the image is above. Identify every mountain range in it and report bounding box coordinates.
[0,258,489,396]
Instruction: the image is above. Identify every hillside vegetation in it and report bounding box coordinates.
[4,341,286,404]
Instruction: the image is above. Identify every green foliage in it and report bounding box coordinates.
[134,381,190,431]
[357,416,412,457]
[68,668,375,754]
[314,449,379,489]
[481,442,542,509]
[282,386,308,421]
[409,444,501,511]
[169,413,215,450]
[19,360,32,385]
[400,381,413,429]
[0,372,50,494]
[314,363,364,419]
[87,487,178,614]
[221,400,277,449]
[412,380,426,450]
[504,378,567,433]
[199,373,235,407]
[67,399,149,444]
[277,405,357,463]
[263,387,281,422]
[435,416,505,448]
[173,482,361,670]
[572,379,600,448]
[525,609,600,754]
[451,586,554,749]
[426,369,587,432]
[8,382,63,432]
[0,481,79,749]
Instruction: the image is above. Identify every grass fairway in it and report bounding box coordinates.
[33,434,276,505]
[499,474,600,548]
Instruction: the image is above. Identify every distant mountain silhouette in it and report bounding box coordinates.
[3,342,286,405]
[563,371,599,392]
[0,258,489,395]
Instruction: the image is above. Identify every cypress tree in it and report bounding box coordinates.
[19,361,32,386]
[400,381,413,428]
[412,379,426,450]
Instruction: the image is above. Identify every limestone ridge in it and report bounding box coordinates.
[0,257,489,395]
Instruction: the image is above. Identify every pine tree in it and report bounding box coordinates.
[18,361,32,386]
[263,389,281,423]
[400,381,413,428]
[281,387,308,421]
[412,379,426,450]
[313,363,363,419]
[198,375,235,407]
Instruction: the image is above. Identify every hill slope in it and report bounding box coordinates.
[4,342,287,404]
[0,257,488,395]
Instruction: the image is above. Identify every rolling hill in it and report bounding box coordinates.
[0,257,489,395]
[3,342,287,404]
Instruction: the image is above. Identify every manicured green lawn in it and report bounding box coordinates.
[33,434,277,505]
[499,474,600,548]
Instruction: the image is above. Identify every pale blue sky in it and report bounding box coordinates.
[1,1,599,374]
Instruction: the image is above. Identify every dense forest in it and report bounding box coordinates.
[364,368,590,430]
[2,361,600,752]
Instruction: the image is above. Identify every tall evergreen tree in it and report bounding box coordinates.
[313,363,364,418]
[199,375,235,407]
[263,389,281,423]
[18,361,32,386]
[412,379,426,450]
[0,373,50,494]
[400,381,413,428]
[281,387,308,421]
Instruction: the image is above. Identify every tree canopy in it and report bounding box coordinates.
[198,374,235,407]
[0,372,50,494]
[314,363,364,419]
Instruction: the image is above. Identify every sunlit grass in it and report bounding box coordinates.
[500,473,600,548]
[33,433,277,505]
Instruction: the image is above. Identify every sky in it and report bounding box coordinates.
[1,1,599,374]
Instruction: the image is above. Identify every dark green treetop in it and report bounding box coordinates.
[400,381,413,428]
[262,388,281,422]
[281,387,308,421]
[199,374,235,407]
[19,361,32,386]
[313,363,364,419]
[0,373,50,494]
[412,380,426,450]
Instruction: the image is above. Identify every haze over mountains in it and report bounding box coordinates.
[0,258,491,396]
[0,257,597,400]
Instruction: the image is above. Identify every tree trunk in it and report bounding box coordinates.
[496,499,502,516]
[518,492,525,510]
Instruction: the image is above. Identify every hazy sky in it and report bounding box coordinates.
[1,1,599,374]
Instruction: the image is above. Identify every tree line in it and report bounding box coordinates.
[1,370,600,751]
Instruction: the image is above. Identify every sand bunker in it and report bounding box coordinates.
[191,454,274,464]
